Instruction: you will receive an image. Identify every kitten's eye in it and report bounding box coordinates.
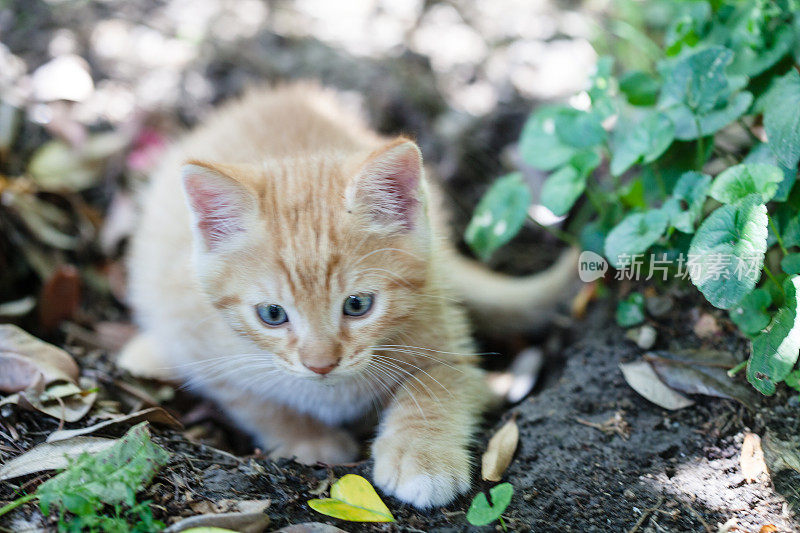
[256,303,288,326]
[343,293,374,317]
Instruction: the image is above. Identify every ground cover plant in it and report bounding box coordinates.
[466,0,800,398]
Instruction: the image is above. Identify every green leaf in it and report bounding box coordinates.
[36,423,169,517]
[709,163,784,204]
[748,276,800,395]
[729,25,795,77]
[782,253,800,276]
[540,151,601,216]
[729,288,773,336]
[688,195,768,309]
[604,209,669,268]
[308,474,394,522]
[466,483,513,527]
[667,91,753,140]
[666,171,712,233]
[519,106,579,170]
[763,69,800,170]
[619,71,660,106]
[659,46,734,114]
[465,173,532,261]
[554,109,607,149]
[743,143,796,202]
[611,112,675,176]
[616,292,646,327]
[588,56,616,118]
[786,369,800,392]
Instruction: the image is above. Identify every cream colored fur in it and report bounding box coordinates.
[121,83,575,508]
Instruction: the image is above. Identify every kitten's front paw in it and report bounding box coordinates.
[270,429,358,465]
[371,436,471,508]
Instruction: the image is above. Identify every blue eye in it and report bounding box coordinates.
[343,294,374,317]
[256,303,288,326]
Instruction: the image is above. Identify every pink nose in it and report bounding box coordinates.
[305,363,337,375]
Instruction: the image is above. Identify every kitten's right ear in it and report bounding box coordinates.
[181,162,257,251]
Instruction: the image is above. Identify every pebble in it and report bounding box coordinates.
[624,489,636,500]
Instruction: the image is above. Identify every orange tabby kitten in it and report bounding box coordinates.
[121,84,576,508]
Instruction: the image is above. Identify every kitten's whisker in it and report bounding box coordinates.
[371,357,441,402]
[372,344,498,357]
[369,347,464,373]
[372,355,454,399]
[369,361,428,420]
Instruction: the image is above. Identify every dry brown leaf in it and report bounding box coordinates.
[0,436,115,481]
[7,376,98,422]
[759,525,779,533]
[762,430,800,474]
[0,324,79,392]
[275,524,349,533]
[619,360,694,411]
[39,264,81,331]
[571,281,597,319]
[741,433,768,483]
[163,505,270,533]
[47,406,182,442]
[481,417,519,481]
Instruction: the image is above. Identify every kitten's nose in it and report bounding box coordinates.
[304,362,337,375]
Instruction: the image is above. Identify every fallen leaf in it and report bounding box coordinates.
[47,407,182,442]
[645,352,759,411]
[466,482,514,526]
[0,437,115,481]
[0,324,79,392]
[3,376,98,422]
[762,430,800,474]
[308,474,394,522]
[164,505,270,533]
[741,433,768,483]
[759,525,779,533]
[273,524,348,533]
[38,264,81,331]
[571,281,597,319]
[482,417,519,481]
[619,360,695,410]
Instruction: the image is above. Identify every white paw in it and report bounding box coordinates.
[371,438,471,508]
[270,430,359,465]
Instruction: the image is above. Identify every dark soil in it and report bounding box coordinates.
[1,1,799,532]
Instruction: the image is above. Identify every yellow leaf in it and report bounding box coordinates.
[307,474,394,522]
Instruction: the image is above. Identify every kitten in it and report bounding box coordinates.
[121,84,576,508]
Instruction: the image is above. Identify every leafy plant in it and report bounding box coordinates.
[466,482,514,528]
[0,423,169,532]
[465,0,800,396]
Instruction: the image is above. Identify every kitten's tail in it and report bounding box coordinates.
[446,247,581,336]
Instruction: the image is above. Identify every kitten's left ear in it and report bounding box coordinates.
[347,139,425,232]
[181,162,257,252]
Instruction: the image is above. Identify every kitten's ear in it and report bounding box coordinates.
[347,139,424,232]
[181,162,257,251]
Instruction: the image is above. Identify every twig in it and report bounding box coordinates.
[686,503,713,533]
[627,496,665,533]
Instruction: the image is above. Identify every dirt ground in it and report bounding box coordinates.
[1,1,799,532]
